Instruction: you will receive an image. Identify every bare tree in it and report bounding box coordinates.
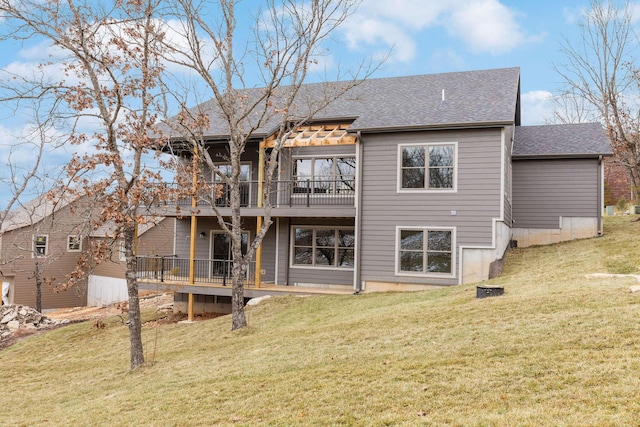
[162,0,376,330]
[0,0,168,369]
[555,0,640,198]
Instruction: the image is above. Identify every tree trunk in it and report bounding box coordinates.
[34,258,42,313]
[124,224,145,369]
[231,263,246,330]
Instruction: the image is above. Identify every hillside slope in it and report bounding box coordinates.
[1,217,639,425]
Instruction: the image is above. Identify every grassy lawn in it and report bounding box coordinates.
[2,217,640,426]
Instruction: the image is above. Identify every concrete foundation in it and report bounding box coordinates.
[461,221,511,284]
[512,217,598,248]
[173,293,233,314]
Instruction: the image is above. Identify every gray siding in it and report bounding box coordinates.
[359,128,504,286]
[512,159,599,228]
[260,223,277,283]
[175,217,257,259]
[95,218,176,280]
[504,125,514,225]
[286,218,355,287]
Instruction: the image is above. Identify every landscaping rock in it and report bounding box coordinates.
[246,295,272,306]
[6,320,20,331]
[0,304,69,349]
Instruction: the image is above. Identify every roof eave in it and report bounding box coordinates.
[513,152,613,160]
[349,120,515,134]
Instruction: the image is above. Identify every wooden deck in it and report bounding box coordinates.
[138,279,355,298]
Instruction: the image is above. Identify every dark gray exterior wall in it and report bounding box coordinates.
[359,128,504,286]
[175,216,354,287]
[286,217,355,287]
[504,126,514,226]
[512,158,600,228]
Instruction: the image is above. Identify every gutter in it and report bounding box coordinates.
[348,121,515,135]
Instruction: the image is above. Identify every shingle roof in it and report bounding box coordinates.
[513,123,612,158]
[0,190,79,234]
[166,67,521,138]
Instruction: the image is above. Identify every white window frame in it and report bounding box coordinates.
[292,155,356,195]
[67,235,82,252]
[211,162,252,182]
[397,142,458,193]
[33,234,49,257]
[290,225,355,270]
[395,226,456,278]
[118,241,126,262]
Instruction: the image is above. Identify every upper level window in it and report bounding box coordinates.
[397,227,454,276]
[67,235,81,252]
[212,163,252,207]
[212,163,251,182]
[399,143,456,191]
[293,156,355,194]
[34,235,48,256]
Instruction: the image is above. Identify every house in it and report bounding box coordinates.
[0,192,95,309]
[139,67,612,313]
[88,217,176,306]
[0,192,175,310]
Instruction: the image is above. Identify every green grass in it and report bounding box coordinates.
[2,216,640,426]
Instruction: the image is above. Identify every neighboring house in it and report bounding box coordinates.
[604,158,635,205]
[0,192,175,310]
[0,193,94,309]
[139,67,612,313]
[88,217,176,306]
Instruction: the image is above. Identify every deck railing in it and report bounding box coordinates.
[136,256,256,287]
[155,178,355,208]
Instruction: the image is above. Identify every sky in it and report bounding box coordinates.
[0,0,628,209]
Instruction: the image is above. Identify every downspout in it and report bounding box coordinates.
[598,155,604,235]
[353,131,363,293]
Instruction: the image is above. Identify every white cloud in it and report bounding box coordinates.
[344,18,416,62]
[520,90,554,125]
[447,0,525,54]
[343,0,531,63]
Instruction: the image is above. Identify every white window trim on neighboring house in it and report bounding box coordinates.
[33,234,49,257]
[118,241,126,262]
[397,142,458,193]
[67,235,82,252]
[290,225,355,270]
[395,226,456,278]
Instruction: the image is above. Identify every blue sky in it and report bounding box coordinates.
[0,0,624,209]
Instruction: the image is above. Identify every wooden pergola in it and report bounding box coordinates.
[260,123,357,148]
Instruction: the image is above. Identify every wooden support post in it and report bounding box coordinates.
[188,147,199,322]
[188,214,197,322]
[255,146,265,288]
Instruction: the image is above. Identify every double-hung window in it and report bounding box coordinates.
[33,235,48,256]
[397,227,454,276]
[399,143,456,191]
[292,227,355,268]
[67,235,81,252]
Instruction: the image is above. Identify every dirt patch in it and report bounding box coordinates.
[1,293,174,351]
